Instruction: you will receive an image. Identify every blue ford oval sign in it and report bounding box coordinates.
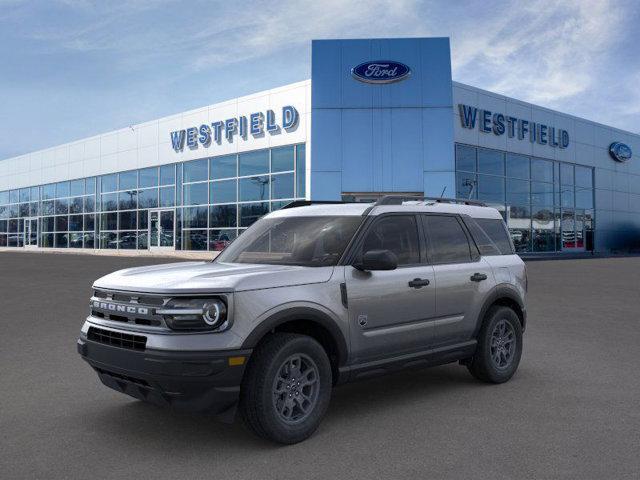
[351,61,411,84]
[609,142,632,162]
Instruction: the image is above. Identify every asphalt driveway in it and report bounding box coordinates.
[1,252,639,479]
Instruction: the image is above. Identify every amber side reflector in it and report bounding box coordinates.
[228,356,246,366]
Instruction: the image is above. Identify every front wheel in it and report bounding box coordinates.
[467,306,523,383]
[240,333,332,444]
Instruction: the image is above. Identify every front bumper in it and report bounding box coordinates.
[77,335,251,419]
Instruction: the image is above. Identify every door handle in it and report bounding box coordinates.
[470,273,488,282]
[408,278,430,289]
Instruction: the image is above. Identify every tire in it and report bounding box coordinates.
[240,333,332,444]
[467,305,523,383]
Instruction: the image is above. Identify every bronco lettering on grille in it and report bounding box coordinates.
[92,301,149,315]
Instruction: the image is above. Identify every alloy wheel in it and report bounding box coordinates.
[490,319,516,369]
[272,353,320,425]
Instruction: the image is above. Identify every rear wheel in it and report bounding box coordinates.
[240,333,332,444]
[467,306,522,383]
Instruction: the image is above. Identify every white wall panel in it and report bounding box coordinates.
[69,142,84,162]
[84,137,100,160]
[117,128,137,152]
[53,146,69,167]
[574,142,596,167]
[69,160,84,179]
[83,157,101,177]
[573,120,595,145]
[138,145,159,168]
[100,133,118,156]
[117,149,137,172]
[138,123,158,148]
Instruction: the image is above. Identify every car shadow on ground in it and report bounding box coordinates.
[82,363,490,450]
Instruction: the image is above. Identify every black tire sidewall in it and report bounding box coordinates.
[476,306,523,383]
[247,334,332,443]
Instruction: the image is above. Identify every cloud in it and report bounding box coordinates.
[19,0,426,69]
[451,0,625,103]
[189,0,424,70]
[22,0,176,53]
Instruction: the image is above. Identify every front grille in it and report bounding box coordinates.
[88,326,147,351]
[90,309,162,327]
[90,290,167,328]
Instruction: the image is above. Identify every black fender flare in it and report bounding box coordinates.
[473,284,527,337]
[241,306,349,367]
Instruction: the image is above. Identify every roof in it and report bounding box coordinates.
[267,200,503,220]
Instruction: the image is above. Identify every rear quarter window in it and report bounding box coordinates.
[469,217,514,255]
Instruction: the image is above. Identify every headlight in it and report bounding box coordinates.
[157,298,229,331]
[203,301,226,326]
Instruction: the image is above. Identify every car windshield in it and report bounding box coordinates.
[216,216,363,267]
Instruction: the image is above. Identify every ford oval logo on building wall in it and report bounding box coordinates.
[351,61,411,84]
[609,142,632,162]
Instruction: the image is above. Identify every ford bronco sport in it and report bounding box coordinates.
[77,196,526,444]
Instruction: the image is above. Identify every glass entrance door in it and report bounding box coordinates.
[561,209,585,252]
[149,209,175,250]
[23,217,38,248]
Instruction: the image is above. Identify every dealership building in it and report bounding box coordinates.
[1,37,638,255]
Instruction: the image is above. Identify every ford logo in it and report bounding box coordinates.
[351,60,411,84]
[609,142,632,162]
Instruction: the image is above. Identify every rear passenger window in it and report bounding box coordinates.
[361,215,420,265]
[475,218,514,255]
[423,215,472,264]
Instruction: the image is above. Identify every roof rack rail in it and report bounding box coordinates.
[281,200,350,209]
[373,195,487,207]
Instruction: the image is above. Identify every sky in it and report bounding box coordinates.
[0,0,638,160]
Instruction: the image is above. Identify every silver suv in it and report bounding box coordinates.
[77,196,527,444]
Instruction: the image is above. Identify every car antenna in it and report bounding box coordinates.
[440,186,447,198]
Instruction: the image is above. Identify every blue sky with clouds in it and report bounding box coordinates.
[1,0,638,159]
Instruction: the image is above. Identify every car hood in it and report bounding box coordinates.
[93,261,335,294]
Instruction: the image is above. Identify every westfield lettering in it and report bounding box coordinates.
[458,104,570,149]
[170,105,299,153]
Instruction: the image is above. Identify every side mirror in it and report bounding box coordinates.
[355,249,398,271]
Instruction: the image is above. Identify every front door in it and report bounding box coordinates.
[149,209,175,250]
[345,214,436,363]
[23,217,38,248]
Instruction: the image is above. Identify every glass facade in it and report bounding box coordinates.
[0,144,306,251]
[455,144,595,253]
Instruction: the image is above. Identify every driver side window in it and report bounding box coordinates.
[361,215,420,266]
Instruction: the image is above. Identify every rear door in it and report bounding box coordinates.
[422,214,494,348]
[345,214,436,363]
